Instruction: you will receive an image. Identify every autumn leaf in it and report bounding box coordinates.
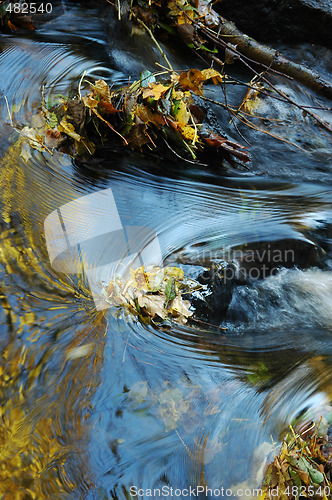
[203,131,250,162]
[200,68,223,85]
[21,126,45,151]
[94,79,112,102]
[165,267,184,279]
[137,292,167,319]
[83,95,98,109]
[45,129,63,149]
[178,123,198,143]
[179,68,223,96]
[129,265,150,291]
[169,297,193,322]
[142,83,172,100]
[105,265,193,325]
[99,99,120,114]
[239,82,264,114]
[134,104,166,126]
[179,69,205,96]
[172,98,191,124]
[58,118,81,141]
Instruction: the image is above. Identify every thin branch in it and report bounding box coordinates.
[135,17,173,71]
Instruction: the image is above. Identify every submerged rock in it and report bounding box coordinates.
[231,237,322,282]
[190,262,235,326]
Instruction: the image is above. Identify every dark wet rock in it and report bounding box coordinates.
[231,237,322,282]
[305,220,332,260]
[190,262,236,326]
[215,0,332,47]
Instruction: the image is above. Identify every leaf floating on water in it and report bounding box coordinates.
[21,68,250,164]
[104,265,193,325]
[21,126,45,152]
[158,387,190,430]
[137,292,167,319]
[45,129,63,149]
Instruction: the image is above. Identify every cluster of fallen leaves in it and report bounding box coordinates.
[103,265,194,325]
[130,0,239,65]
[19,68,249,164]
[261,420,332,500]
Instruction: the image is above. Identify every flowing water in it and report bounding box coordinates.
[0,1,332,499]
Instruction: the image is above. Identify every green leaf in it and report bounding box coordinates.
[164,277,176,308]
[48,112,58,129]
[308,466,324,484]
[198,44,218,53]
[172,98,181,116]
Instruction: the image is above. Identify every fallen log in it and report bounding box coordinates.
[210,17,332,100]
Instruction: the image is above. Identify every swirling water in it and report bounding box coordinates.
[0,2,332,499]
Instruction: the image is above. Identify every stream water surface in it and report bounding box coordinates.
[0,2,332,499]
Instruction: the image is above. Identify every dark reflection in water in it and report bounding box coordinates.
[0,2,332,499]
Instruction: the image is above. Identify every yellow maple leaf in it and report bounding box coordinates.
[129,265,150,291]
[165,267,184,279]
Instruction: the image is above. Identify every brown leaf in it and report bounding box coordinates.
[179,69,205,96]
[200,68,223,84]
[45,129,63,149]
[134,104,165,126]
[137,293,167,319]
[203,131,250,162]
[67,99,86,131]
[11,15,35,31]
[177,22,194,44]
[99,99,120,114]
[7,20,18,31]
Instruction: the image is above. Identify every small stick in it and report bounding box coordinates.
[135,17,173,72]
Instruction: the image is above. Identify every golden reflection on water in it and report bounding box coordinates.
[0,141,107,498]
